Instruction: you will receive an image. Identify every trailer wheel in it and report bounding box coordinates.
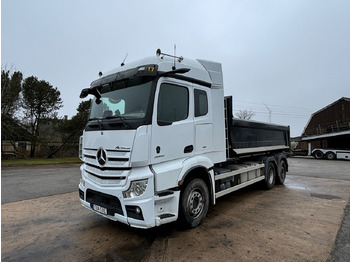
[179,179,209,228]
[325,152,336,160]
[264,161,276,190]
[276,160,287,185]
[313,150,324,159]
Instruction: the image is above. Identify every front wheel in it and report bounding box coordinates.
[179,179,209,228]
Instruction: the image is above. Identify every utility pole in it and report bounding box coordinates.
[264,103,272,123]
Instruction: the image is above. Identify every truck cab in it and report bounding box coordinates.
[78,50,290,229]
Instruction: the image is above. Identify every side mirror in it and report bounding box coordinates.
[80,88,89,98]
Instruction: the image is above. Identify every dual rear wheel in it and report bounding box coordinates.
[264,158,287,189]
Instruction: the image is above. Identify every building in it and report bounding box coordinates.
[294,97,350,154]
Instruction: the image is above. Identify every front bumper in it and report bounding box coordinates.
[79,165,180,229]
[79,188,156,228]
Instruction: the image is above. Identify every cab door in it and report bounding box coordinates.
[151,78,194,165]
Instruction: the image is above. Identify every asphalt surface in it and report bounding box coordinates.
[1,157,350,261]
[1,164,81,204]
[288,157,350,262]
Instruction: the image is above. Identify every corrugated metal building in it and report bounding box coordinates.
[295,97,350,153]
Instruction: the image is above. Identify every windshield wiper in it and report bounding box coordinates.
[88,117,104,129]
[105,115,130,128]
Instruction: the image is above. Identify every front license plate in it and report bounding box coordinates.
[92,204,107,215]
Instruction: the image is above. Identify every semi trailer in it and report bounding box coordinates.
[312,148,350,160]
[78,50,290,229]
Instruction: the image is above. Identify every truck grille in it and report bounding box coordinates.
[83,147,131,186]
[83,148,131,168]
[83,163,130,186]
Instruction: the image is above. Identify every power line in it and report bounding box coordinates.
[233,98,316,120]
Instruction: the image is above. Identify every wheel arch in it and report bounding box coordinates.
[179,165,215,205]
[261,155,278,171]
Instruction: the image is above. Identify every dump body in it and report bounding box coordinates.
[224,96,290,158]
[229,119,290,155]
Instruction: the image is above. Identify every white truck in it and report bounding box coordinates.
[78,50,290,229]
[312,148,350,160]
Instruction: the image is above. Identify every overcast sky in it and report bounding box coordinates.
[2,0,350,137]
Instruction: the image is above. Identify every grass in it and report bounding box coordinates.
[1,157,82,167]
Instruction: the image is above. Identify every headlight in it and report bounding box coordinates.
[123,179,148,198]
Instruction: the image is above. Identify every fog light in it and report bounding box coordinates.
[126,205,144,220]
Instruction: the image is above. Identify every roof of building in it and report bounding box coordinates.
[301,97,350,136]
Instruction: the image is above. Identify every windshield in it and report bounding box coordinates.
[88,77,154,128]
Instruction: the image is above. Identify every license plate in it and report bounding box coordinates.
[92,204,107,215]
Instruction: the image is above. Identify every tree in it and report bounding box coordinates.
[22,76,63,157]
[49,100,91,158]
[1,68,23,116]
[1,69,25,158]
[236,109,255,120]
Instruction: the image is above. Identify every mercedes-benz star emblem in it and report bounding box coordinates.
[97,148,107,165]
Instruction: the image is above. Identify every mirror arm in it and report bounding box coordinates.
[79,87,101,100]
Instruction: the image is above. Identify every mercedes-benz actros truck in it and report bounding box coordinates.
[78,49,290,229]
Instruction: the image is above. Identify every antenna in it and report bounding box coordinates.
[264,103,272,123]
[121,53,128,66]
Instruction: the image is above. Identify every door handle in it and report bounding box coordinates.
[184,145,194,153]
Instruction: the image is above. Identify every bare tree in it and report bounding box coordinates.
[236,109,255,120]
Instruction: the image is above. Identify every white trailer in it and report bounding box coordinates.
[78,50,290,228]
[312,148,350,160]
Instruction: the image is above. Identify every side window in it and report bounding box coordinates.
[157,83,189,125]
[194,89,208,117]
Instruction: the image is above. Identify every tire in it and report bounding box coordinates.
[264,161,276,190]
[276,160,287,185]
[313,150,324,159]
[179,179,209,228]
[325,152,336,160]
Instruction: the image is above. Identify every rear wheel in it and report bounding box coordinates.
[264,161,276,190]
[179,179,209,228]
[276,160,287,185]
[314,150,324,159]
[326,152,336,160]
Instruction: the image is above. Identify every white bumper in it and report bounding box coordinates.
[79,165,179,229]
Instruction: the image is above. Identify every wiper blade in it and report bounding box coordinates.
[105,115,130,128]
[88,117,104,129]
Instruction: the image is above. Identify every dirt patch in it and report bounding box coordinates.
[2,175,350,261]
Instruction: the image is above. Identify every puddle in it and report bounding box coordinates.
[310,193,341,200]
[285,184,311,191]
